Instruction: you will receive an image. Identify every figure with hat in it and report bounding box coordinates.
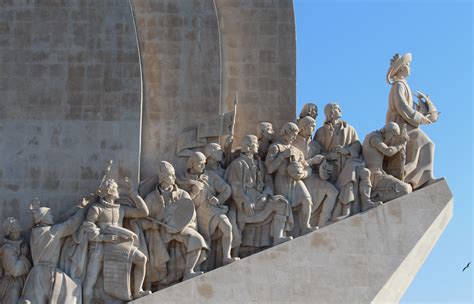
[20,197,90,304]
[386,52,439,190]
[0,217,31,304]
[81,177,151,304]
[178,152,239,269]
[140,161,207,290]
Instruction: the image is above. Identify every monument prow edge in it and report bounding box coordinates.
[132,179,453,304]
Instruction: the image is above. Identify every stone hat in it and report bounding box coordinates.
[386,53,412,84]
[159,161,175,176]
[29,198,51,224]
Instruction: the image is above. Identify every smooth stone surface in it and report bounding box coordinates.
[0,0,141,231]
[132,179,453,304]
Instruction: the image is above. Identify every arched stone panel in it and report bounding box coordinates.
[214,0,296,147]
[132,0,221,178]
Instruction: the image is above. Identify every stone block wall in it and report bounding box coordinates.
[132,0,221,179]
[0,0,297,229]
[215,0,296,145]
[0,0,141,228]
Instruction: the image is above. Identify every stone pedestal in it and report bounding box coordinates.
[132,179,453,304]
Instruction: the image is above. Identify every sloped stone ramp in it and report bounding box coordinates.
[132,179,453,304]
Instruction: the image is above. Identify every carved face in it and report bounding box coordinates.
[285,130,299,144]
[106,182,120,200]
[303,121,316,137]
[159,172,176,187]
[329,105,342,121]
[193,158,206,174]
[308,105,318,119]
[382,130,396,145]
[210,146,224,162]
[263,125,274,140]
[246,138,258,155]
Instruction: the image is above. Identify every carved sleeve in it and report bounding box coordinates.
[2,247,31,277]
[123,192,150,219]
[52,206,86,238]
[265,144,282,174]
[227,162,249,205]
[393,82,424,127]
[370,135,402,157]
[210,171,232,204]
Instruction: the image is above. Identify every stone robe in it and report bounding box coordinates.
[362,131,412,202]
[0,238,31,304]
[265,142,312,208]
[178,171,231,245]
[21,208,86,304]
[293,134,338,226]
[226,154,293,247]
[386,79,434,189]
[143,186,207,285]
[315,121,364,206]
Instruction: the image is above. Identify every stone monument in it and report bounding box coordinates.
[0,1,450,303]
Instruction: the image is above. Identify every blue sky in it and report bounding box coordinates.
[294,0,472,302]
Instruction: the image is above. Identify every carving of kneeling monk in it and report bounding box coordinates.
[362,122,412,204]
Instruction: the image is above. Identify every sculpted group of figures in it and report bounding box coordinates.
[0,52,440,304]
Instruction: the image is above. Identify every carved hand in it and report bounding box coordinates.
[209,196,220,206]
[104,234,118,243]
[335,145,350,155]
[125,176,135,194]
[280,148,292,159]
[310,155,325,165]
[21,243,29,256]
[243,200,255,217]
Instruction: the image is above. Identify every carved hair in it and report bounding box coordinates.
[187,152,206,170]
[204,143,221,159]
[158,161,175,177]
[279,122,299,138]
[241,135,258,151]
[3,217,19,235]
[257,122,272,139]
[381,122,401,136]
[299,103,318,119]
[324,103,340,122]
[297,116,315,132]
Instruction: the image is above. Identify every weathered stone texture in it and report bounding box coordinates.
[132,180,453,304]
[132,0,221,179]
[0,0,141,229]
[215,0,296,146]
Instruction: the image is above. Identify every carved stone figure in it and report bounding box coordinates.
[178,152,238,266]
[81,178,150,303]
[314,103,379,219]
[293,116,338,227]
[297,103,318,121]
[362,123,412,203]
[226,135,293,247]
[20,198,88,304]
[203,134,235,176]
[256,122,274,161]
[142,161,207,287]
[386,53,437,189]
[0,217,31,304]
[265,122,317,235]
